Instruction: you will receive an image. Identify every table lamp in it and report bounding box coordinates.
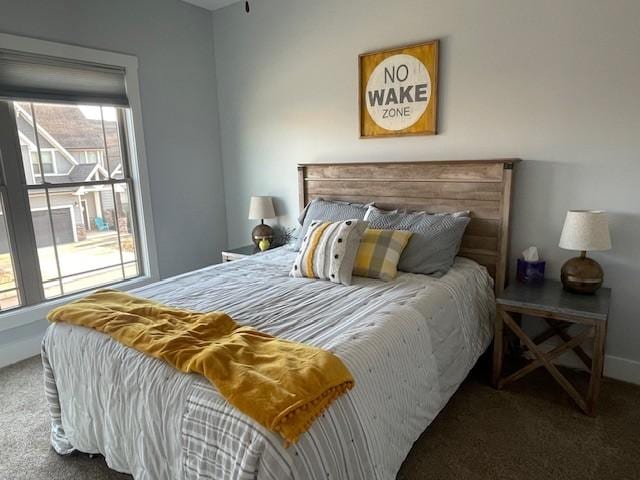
[559,210,611,294]
[248,196,276,248]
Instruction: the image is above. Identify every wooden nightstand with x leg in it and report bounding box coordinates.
[492,280,611,416]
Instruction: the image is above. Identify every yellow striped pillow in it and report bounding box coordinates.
[353,229,413,281]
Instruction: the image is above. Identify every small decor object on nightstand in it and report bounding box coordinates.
[258,238,270,251]
[559,210,611,294]
[272,225,296,248]
[517,246,546,285]
[248,196,276,248]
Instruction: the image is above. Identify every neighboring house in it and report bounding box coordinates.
[0,103,129,253]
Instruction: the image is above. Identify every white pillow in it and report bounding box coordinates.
[290,219,368,286]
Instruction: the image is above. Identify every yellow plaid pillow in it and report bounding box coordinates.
[353,229,413,281]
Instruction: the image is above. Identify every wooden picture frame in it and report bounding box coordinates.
[359,40,439,138]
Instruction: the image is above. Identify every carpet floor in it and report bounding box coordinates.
[1,355,639,480]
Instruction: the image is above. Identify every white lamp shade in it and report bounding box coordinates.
[248,196,276,220]
[559,210,611,252]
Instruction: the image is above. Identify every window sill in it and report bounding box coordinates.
[0,274,159,334]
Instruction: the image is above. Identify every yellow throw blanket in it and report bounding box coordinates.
[47,289,354,445]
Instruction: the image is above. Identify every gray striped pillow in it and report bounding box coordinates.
[364,206,470,276]
[294,199,371,251]
[290,219,368,285]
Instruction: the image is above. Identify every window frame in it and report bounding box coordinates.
[0,33,159,332]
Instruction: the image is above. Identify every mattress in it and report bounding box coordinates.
[42,247,495,480]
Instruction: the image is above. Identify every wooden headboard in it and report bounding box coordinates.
[297,159,519,293]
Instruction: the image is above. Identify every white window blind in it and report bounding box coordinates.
[0,49,129,106]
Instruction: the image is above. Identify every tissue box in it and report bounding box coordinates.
[517,258,545,285]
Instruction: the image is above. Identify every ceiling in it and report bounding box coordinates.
[182,0,241,11]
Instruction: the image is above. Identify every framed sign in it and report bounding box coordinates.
[359,40,439,138]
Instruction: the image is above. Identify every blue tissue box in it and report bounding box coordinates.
[517,258,545,285]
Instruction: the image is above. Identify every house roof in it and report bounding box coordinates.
[24,104,117,150]
[41,163,107,184]
[70,163,102,182]
[16,103,123,171]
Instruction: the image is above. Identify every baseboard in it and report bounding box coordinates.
[602,355,640,385]
[0,332,43,369]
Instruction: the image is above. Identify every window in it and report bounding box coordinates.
[85,149,104,166]
[70,149,106,166]
[0,101,142,308]
[0,33,157,326]
[30,149,55,175]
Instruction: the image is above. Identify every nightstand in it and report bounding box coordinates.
[493,280,611,416]
[221,244,260,262]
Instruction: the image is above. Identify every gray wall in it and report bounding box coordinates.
[0,0,227,278]
[213,0,640,366]
[0,0,226,365]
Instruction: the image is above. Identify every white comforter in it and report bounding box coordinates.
[42,247,494,480]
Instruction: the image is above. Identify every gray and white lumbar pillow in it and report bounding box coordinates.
[290,219,368,286]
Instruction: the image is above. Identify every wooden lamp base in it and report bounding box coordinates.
[561,251,603,294]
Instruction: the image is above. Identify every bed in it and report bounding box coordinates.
[42,159,518,479]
